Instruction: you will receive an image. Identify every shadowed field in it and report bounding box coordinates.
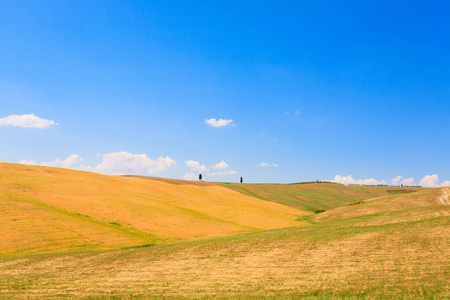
[0,163,304,256]
[1,163,449,299]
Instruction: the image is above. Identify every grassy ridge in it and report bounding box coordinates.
[1,188,448,299]
[216,182,422,212]
[0,163,305,256]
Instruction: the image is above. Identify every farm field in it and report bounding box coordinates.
[0,163,449,299]
[217,181,422,212]
[0,163,304,256]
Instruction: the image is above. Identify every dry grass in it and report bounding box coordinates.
[217,182,421,212]
[0,163,305,256]
[1,163,449,298]
[0,215,448,299]
[313,187,450,226]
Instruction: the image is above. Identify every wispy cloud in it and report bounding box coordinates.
[391,175,415,185]
[284,110,301,115]
[207,170,237,176]
[0,114,58,128]
[185,160,207,172]
[205,160,237,176]
[332,175,387,185]
[88,151,177,175]
[42,154,82,168]
[401,177,415,185]
[391,175,402,185]
[18,160,37,165]
[184,159,237,177]
[20,154,240,179]
[211,161,229,169]
[183,172,198,180]
[260,162,278,167]
[205,118,234,128]
[335,174,450,187]
[419,174,440,187]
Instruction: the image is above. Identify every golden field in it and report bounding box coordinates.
[0,162,304,256]
[0,162,449,299]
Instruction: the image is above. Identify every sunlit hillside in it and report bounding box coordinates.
[0,163,305,256]
[217,181,422,212]
[313,186,449,225]
[1,186,448,299]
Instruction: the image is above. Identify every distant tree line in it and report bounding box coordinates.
[348,184,422,187]
[289,181,344,186]
[287,181,423,188]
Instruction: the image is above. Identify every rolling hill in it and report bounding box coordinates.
[0,162,305,256]
[0,185,448,299]
[217,181,422,211]
[1,162,449,298]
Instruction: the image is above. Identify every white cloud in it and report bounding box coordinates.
[391,175,403,185]
[92,151,176,175]
[391,175,415,186]
[206,160,237,176]
[18,160,37,165]
[419,174,440,187]
[400,177,415,186]
[211,161,229,169]
[205,118,234,128]
[183,172,198,180]
[0,114,58,128]
[184,159,236,176]
[41,154,82,168]
[332,175,387,186]
[185,160,207,172]
[77,165,94,172]
[207,170,237,176]
[260,162,278,167]
[409,174,450,187]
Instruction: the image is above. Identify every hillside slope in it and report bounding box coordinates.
[313,186,449,225]
[217,182,422,212]
[1,188,448,299]
[0,163,305,256]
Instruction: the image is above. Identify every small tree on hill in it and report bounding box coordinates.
[240,177,243,183]
[199,174,202,181]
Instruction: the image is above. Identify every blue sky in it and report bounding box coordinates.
[1,1,449,186]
